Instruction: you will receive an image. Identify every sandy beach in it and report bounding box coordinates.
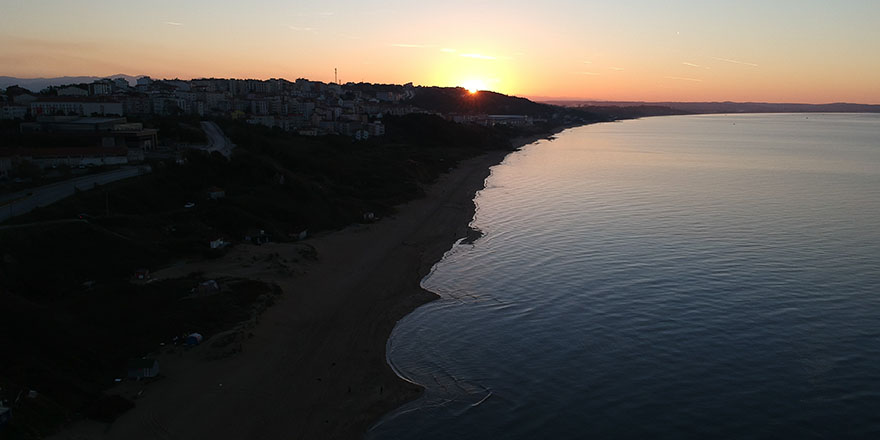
[50,141,539,439]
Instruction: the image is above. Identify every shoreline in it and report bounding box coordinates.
[51,126,571,440]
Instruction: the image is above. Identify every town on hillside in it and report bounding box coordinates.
[0,76,551,134]
[0,76,567,182]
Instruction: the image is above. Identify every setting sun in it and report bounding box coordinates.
[462,79,487,93]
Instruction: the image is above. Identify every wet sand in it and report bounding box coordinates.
[51,146,525,439]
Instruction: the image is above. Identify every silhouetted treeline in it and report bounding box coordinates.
[410,87,558,116]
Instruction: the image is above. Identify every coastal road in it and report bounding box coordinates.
[0,165,151,223]
[199,121,236,158]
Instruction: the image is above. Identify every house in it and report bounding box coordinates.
[133,268,150,280]
[185,333,203,346]
[197,280,220,295]
[244,229,270,245]
[210,238,228,249]
[127,358,159,380]
[207,187,225,200]
[0,406,10,428]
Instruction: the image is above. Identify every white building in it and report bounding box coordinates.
[89,82,111,95]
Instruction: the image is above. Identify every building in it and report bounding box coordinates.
[197,280,220,295]
[20,116,159,151]
[127,358,160,379]
[10,94,38,106]
[207,187,226,200]
[113,78,131,90]
[245,229,270,245]
[57,86,89,97]
[0,105,27,120]
[30,97,124,116]
[487,115,532,126]
[122,95,151,116]
[185,333,203,346]
[89,81,111,95]
[367,122,385,136]
[133,268,150,280]
[0,146,130,169]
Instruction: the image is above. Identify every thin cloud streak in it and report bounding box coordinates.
[460,53,497,60]
[665,76,703,82]
[391,43,434,48]
[712,57,759,67]
[163,21,183,26]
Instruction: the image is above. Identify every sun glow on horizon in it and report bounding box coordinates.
[462,79,488,94]
[1,1,878,103]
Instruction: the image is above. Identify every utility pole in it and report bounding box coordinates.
[335,68,338,85]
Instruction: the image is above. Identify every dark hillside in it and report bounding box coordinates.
[410,87,558,116]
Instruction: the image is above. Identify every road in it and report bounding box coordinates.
[0,165,151,223]
[199,121,236,158]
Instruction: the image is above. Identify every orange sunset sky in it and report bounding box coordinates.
[1,0,878,103]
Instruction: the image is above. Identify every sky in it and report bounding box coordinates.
[1,0,879,103]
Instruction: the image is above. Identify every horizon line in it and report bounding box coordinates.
[2,73,878,107]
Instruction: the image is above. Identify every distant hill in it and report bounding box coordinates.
[0,74,141,92]
[412,87,558,116]
[407,87,688,124]
[542,100,880,114]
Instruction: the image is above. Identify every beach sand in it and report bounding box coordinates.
[50,145,528,439]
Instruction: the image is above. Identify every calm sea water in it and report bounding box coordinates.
[370,114,880,439]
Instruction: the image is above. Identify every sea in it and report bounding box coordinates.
[368,113,880,439]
